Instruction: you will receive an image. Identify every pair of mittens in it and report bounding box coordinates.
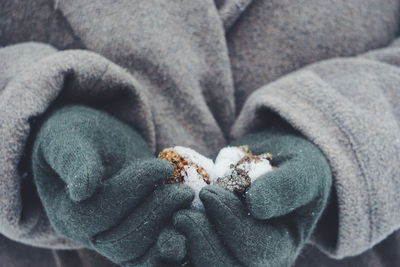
[32,105,332,266]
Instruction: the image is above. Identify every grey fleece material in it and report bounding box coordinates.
[231,43,400,257]
[1,0,400,266]
[227,0,400,111]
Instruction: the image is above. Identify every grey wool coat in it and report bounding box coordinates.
[1,0,400,266]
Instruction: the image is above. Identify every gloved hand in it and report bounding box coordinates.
[173,127,332,267]
[31,105,194,266]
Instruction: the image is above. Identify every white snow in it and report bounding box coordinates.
[235,158,273,182]
[174,146,215,177]
[212,146,247,180]
[167,146,273,210]
[182,165,207,210]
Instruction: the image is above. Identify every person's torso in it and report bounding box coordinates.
[1,0,400,266]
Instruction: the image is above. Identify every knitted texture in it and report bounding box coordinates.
[2,0,400,265]
[31,105,194,265]
[173,127,332,267]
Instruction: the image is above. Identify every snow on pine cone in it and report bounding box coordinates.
[158,145,273,210]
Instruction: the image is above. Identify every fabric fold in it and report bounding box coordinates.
[0,42,156,248]
[58,0,235,156]
[231,58,400,258]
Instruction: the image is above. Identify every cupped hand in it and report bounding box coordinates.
[32,105,194,265]
[173,127,332,267]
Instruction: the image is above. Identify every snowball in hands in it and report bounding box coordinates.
[158,146,273,210]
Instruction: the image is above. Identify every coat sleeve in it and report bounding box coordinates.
[230,39,400,258]
[0,42,156,248]
[0,0,238,249]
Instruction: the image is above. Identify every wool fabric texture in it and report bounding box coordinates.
[172,127,332,267]
[2,0,400,266]
[31,105,194,265]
